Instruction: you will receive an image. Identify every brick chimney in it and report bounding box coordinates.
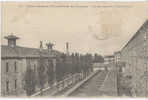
[46,42,54,52]
[4,34,19,47]
[66,42,69,56]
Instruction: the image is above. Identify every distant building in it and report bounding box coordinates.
[114,51,121,63]
[114,51,125,73]
[121,19,148,96]
[104,55,114,64]
[1,34,60,96]
[93,63,106,71]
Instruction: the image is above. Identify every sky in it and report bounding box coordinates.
[1,2,148,55]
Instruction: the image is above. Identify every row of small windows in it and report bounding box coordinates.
[144,32,148,40]
[6,62,38,73]
[6,79,17,92]
[6,62,17,73]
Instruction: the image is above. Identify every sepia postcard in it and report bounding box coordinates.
[1,1,148,98]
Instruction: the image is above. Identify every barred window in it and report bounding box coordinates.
[144,32,147,40]
[146,28,148,39]
[6,81,9,92]
[15,79,17,89]
[14,61,17,72]
[34,64,36,72]
[6,62,9,72]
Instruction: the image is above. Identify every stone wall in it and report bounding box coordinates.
[1,58,27,96]
[121,20,148,97]
[1,57,56,96]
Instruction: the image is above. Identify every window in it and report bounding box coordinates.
[144,32,147,41]
[34,64,36,72]
[6,62,9,72]
[14,61,17,72]
[6,81,9,92]
[15,79,17,89]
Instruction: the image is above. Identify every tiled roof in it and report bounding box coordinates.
[1,45,61,58]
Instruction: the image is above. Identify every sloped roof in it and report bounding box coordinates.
[104,55,114,58]
[1,45,61,58]
[121,19,148,51]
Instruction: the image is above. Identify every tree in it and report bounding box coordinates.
[38,56,46,95]
[47,59,54,86]
[85,53,93,73]
[56,57,66,81]
[80,55,86,77]
[74,53,79,73]
[24,61,36,96]
[71,53,76,74]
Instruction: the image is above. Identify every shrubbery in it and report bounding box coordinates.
[55,53,93,81]
[24,52,93,96]
[24,62,36,96]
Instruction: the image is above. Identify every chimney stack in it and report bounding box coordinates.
[4,34,19,47]
[66,42,69,56]
[46,42,54,52]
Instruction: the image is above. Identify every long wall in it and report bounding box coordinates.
[121,19,148,97]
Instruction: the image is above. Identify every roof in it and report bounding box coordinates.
[1,45,62,58]
[121,19,148,51]
[114,51,121,54]
[4,34,19,40]
[104,55,114,58]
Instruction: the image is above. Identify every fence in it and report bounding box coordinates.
[31,72,85,97]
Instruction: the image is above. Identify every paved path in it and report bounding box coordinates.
[32,71,99,97]
[60,70,100,97]
[32,65,118,97]
[99,68,118,96]
[70,70,108,97]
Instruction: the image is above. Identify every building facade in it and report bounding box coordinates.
[1,35,60,96]
[104,55,114,64]
[114,51,121,63]
[114,51,125,73]
[121,19,148,97]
